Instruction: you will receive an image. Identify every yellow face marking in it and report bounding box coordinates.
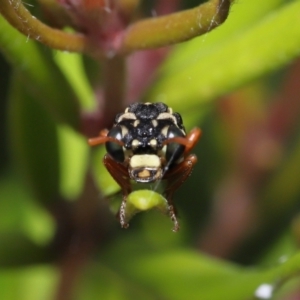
[131,139,140,149]
[117,112,136,122]
[149,139,157,148]
[161,126,169,137]
[138,169,151,178]
[120,125,128,136]
[157,112,177,125]
[133,120,140,127]
[152,120,158,127]
[130,154,161,168]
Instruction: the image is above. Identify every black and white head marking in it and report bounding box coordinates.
[106,102,186,183]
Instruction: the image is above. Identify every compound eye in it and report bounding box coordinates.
[106,126,125,163]
[166,125,185,163]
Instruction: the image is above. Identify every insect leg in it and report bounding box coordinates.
[163,127,202,156]
[88,129,124,147]
[183,128,202,155]
[103,154,131,228]
[163,154,197,231]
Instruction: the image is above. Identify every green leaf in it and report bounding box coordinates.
[91,146,120,196]
[148,0,300,114]
[57,124,90,200]
[0,15,80,129]
[127,190,168,212]
[78,263,158,300]
[0,232,51,267]
[125,190,169,224]
[8,74,61,205]
[81,247,300,300]
[0,174,55,246]
[53,51,95,111]
[160,0,285,72]
[0,175,55,267]
[0,265,58,300]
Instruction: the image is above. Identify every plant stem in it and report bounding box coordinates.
[119,0,232,53]
[102,55,126,127]
[0,0,88,52]
[54,172,113,300]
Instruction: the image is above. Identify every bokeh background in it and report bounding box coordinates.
[1,0,300,299]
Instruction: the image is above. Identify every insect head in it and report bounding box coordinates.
[88,102,201,231]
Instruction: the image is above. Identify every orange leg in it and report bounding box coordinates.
[163,154,198,232]
[163,127,202,156]
[88,129,124,147]
[183,127,202,155]
[103,154,131,228]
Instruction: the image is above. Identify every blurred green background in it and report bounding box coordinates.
[1,0,300,299]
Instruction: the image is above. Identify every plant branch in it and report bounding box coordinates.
[119,0,233,53]
[0,0,88,52]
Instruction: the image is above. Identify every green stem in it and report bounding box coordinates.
[0,0,87,52]
[120,0,233,53]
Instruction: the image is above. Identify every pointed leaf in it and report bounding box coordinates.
[0,15,80,129]
[8,75,61,205]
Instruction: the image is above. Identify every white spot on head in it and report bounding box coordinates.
[133,120,140,127]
